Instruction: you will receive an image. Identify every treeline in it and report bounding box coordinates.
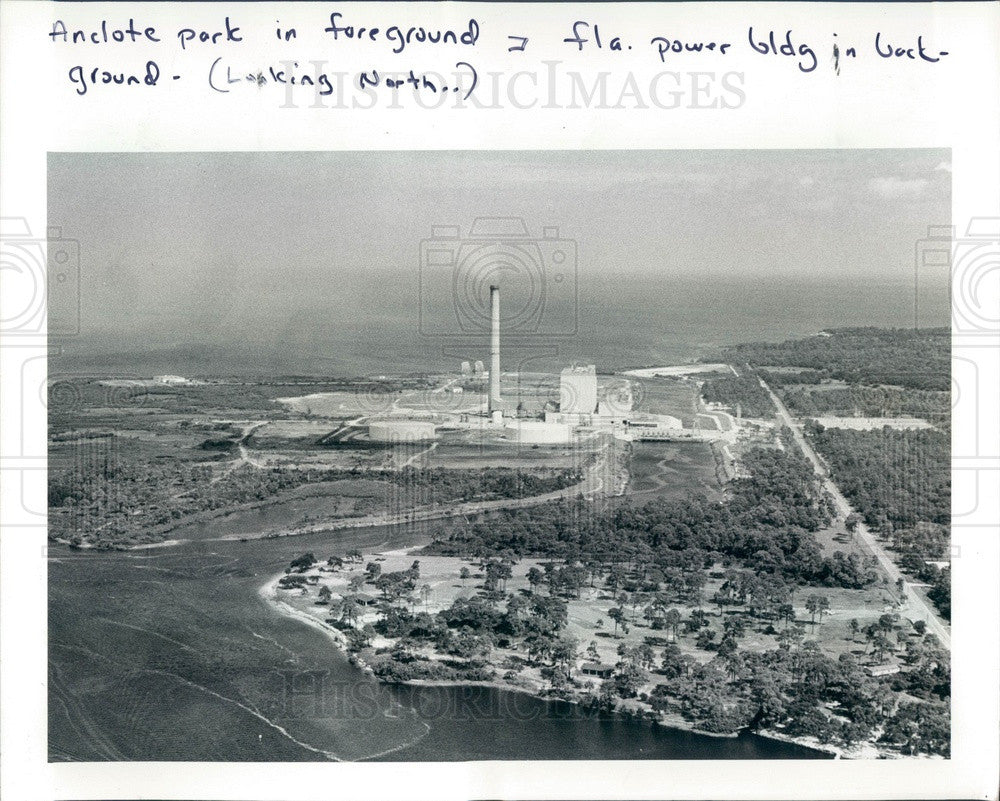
[427,447,878,591]
[757,369,826,387]
[722,328,949,391]
[700,371,775,418]
[782,385,949,425]
[391,466,581,503]
[806,424,950,531]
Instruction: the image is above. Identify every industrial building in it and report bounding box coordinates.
[560,365,598,415]
[368,420,438,442]
[504,419,573,444]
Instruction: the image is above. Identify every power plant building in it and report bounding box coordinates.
[560,365,598,415]
[504,419,573,444]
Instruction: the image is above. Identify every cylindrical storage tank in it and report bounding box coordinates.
[368,420,438,442]
[504,420,572,444]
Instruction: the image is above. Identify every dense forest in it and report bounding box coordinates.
[721,328,949,391]
[780,385,950,426]
[806,425,950,531]
[427,447,878,592]
[806,424,951,619]
[700,371,775,418]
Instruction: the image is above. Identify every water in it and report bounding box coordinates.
[58,274,948,378]
[48,526,828,762]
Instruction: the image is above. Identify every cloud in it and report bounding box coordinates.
[934,161,952,173]
[869,176,930,199]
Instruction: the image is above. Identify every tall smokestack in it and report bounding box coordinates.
[489,285,501,414]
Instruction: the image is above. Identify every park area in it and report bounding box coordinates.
[275,548,906,699]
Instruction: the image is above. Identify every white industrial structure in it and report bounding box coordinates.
[560,365,598,416]
[504,419,573,444]
[368,420,438,442]
[488,285,502,415]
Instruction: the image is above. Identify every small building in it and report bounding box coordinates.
[865,663,901,677]
[354,593,379,606]
[581,662,615,679]
[153,374,189,385]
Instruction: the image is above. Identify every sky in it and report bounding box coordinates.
[48,149,950,365]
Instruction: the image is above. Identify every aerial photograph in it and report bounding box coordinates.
[47,150,951,762]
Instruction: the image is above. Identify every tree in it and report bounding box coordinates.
[586,640,601,662]
[665,608,682,641]
[777,625,805,652]
[318,585,332,603]
[636,643,657,670]
[459,566,471,585]
[816,596,830,625]
[717,633,738,659]
[526,566,544,593]
[805,594,829,627]
[420,583,432,609]
[849,618,860,640]
[290,552,316,572]
[340,596,360,625]
[660,643,685,678]
[525,632,554,664]
[608,607,625,638]
[723,616,746,640]
[613,661,649,698]
[552,636,579,677]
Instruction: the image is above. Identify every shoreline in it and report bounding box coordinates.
[258,568,843,759]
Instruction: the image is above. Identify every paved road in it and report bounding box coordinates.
[761,379,951,649]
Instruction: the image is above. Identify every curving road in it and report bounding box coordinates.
[760,379,951,649]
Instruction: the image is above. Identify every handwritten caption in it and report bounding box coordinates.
[48,12,950,101]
